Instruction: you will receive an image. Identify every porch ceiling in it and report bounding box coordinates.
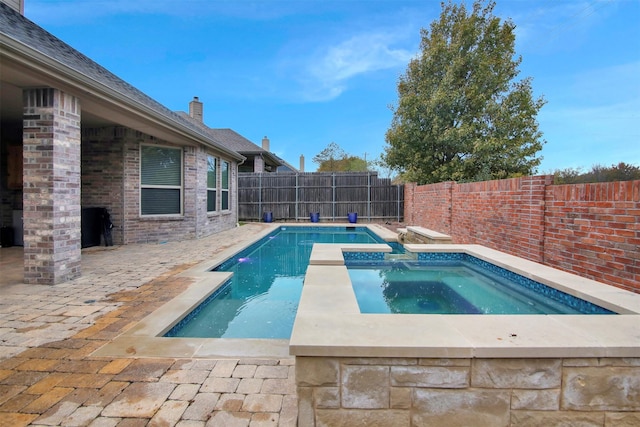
[0,39,242,161]
[0,56,193,144]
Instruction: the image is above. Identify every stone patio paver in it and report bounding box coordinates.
[202,377,241,393]
[207,410,252,427]
[182,393,221,421]
[0,224,299,426]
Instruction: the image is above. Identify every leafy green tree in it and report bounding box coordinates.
[313,142,346,172]
[313,142,370,172]
[553,163,640,184]
[552,167,583,185]
[384,0,546,184]
[339,156,369,172]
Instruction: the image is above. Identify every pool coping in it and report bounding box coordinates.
[92,223,396,359]
[289,244,640,359]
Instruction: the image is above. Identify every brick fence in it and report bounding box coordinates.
[404,176,639,293]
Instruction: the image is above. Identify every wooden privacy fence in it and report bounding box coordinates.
[238,172,404,222]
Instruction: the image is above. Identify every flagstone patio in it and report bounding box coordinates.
[0,223,297,426]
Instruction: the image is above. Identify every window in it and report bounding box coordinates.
[140,145,182,215]
[221,160,230,210]
[207,155,217,212]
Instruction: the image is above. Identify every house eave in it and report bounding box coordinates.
[241,151,283,167]
[0,33,245,162]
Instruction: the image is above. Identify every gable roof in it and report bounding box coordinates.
[274,155,299,172]
[0,3,244,161]
[176,111,283,168]
[205,129,283,168]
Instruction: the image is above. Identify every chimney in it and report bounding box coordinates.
[262,136,270,151]
[299,154,305,172]
[189,96,203,122]
[1,0,24,14]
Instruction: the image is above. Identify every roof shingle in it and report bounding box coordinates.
[0,3,240,158]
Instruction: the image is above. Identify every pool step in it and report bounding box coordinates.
[385,252,417,261]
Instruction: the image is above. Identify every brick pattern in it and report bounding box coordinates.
[404,181,453,235]
[81,127,125,245]
[0,229,297,426]
[194,145,240,239]
[122,135,196,244]
[404,176,640,293]
[82,126,238,245]
[296,356,640,427]
[22,88,82,284]
[452,176,550,263]
[545,181,640,293]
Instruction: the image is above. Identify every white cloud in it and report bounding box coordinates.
[294,31,414,102]
[313,33,413,81]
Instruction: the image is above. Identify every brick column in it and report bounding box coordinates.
[22,88,82,284]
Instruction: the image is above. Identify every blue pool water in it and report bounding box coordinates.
[348,258,613,315]
[166,226,389,339]
[166,227,613,339]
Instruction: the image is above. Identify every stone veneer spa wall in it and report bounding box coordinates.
[290,243,640,426]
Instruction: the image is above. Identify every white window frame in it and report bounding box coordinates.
[207,155,217,213]
[221,160,230,211]
[139,144,183,216]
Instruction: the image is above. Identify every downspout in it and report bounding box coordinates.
[0,141,4,234]
[120,136,126,245]
[236,157,245,225]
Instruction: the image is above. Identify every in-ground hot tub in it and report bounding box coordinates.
[290,243,640,426]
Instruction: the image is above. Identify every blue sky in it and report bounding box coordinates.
[25,0,639,175]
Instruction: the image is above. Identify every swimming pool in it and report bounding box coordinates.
[166,226,390,339]
[166,226,613,340]
[91,224,640,362]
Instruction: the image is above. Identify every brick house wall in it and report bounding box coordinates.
[192,144,239,239]
[404,176,640,293]
[82,126,238,245]
[82,127,125,244]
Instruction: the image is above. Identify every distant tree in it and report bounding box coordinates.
[553,163,640,184]
[313,142,371,172]
[313,142,346,172]
[339,156,369,172]
[552,167,583,184]
[371,153,401,180]
[383,0,546,184]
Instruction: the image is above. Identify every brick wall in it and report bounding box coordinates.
[404,176,640,293]
[82,126,237,245]
[404,181,453,235]
[82,127,125,244]
[193,145,239,238]
[545,181,640,293]
[23,88,82,284]
[122,137,190,244]
[452,176,550,263]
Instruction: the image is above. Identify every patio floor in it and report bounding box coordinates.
[0,223,297,426]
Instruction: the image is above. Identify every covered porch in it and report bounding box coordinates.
[1,3,243,285]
